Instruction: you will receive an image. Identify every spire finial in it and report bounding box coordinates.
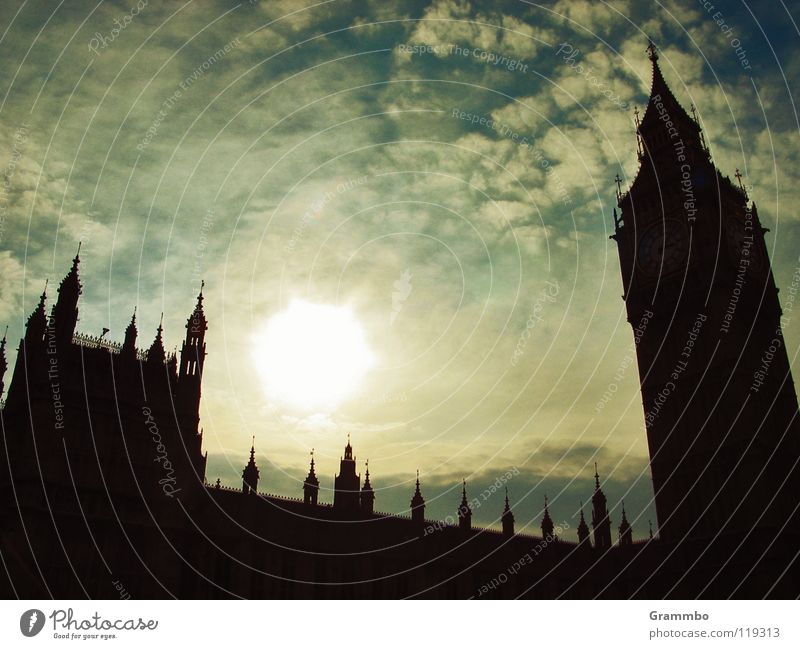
[614,173,623,200]
[75,241,82,259]
[649,519,654,539]
[646,39,658,61]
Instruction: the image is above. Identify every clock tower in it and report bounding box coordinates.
[613,43,800,544]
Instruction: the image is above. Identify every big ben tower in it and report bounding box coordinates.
[612,43,800,545]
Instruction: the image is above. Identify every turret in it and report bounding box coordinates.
[179,282,207,381]
[458,480,472,532]
[591,464,612,550]
[634,41,707,169]
[410,470,425,526]
[333,434,361,512]
[50,245,82,347]
[618,502,633,546]
[0,326,7,400]
[25,284,48,345]
[541,495,555,541]
[501,487,514,537]
[121,309,138,359]
[147,315,166,365]
[360,461,374,514]
[241,438,259,495]
[303,449,319,506]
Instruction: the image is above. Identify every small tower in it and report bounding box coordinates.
[501,487,514,537]
[121,309,138,359]
[360,460,374,514]
[591,464,612,550]
[303,449,320,506]
[147,315,166,365]
[333,434,361,512]
[25,284,48,345]
[241,437,260,495]
[577,502,591,548]
[0,326,8,400]
[179,282,208,381]
[51,245,82,346]
[410,470,425,526]
[458,479,472,532]
[541,495,555,541]
[619,501,633,546]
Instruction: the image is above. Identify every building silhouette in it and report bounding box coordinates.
[612,43,800,546]
[0,45,799,598]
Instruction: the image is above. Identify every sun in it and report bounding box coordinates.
[252,299,376,412]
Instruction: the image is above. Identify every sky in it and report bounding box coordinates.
[1,0,800,539]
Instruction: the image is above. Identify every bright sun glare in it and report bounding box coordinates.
[252,299,376,412]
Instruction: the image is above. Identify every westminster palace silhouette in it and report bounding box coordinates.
[1,45,798,598]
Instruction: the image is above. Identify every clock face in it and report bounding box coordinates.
[637,221,689,277]
[726,217,763,271]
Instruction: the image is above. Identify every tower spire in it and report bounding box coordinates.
[241,436,260,495]
[121,307,138,358]
[411,469,426,527]
[360,459,374,514]
[541,494,555,540]
[591,465,612,550]
[147,314,166,365]
[303,448,320,506]
[0,325,8,400]
[179,284,208,380]
[646,39,658,61]
[502,486,515,537]
[619,500,633,546]
[634,38,705,167]
[458,479,472,531]
[24,282,48,344]
[334,435,360,512]
[51,246,82,345]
